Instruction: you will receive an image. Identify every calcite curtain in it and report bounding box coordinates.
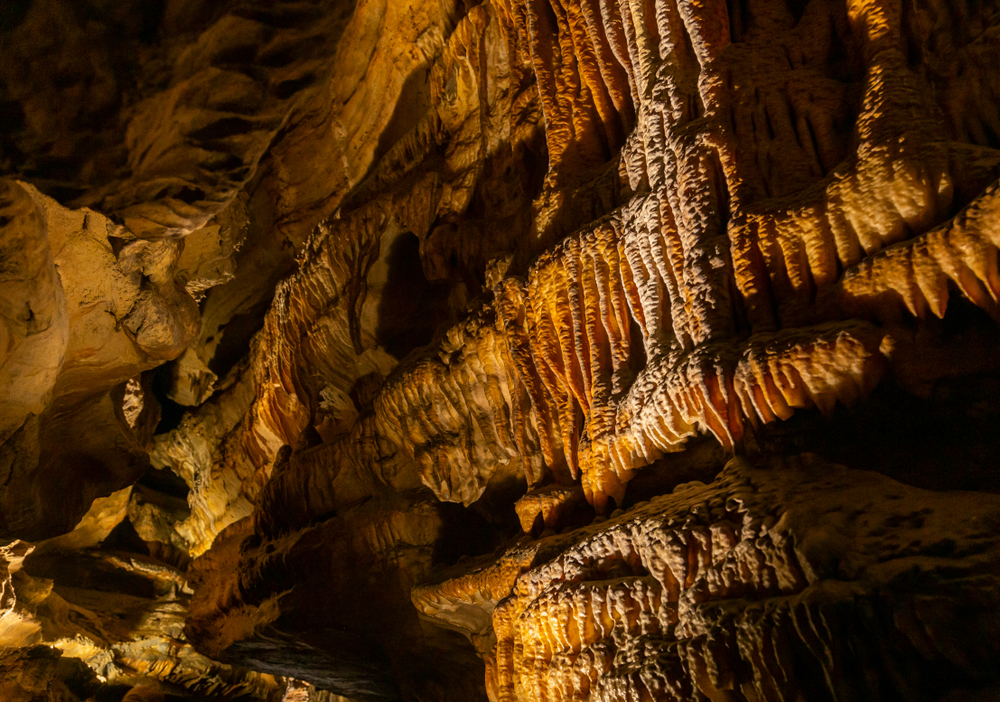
[0,0,999,700]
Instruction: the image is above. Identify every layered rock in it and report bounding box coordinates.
[0,474,285,700]
[185,494,492,701]
[415,454,1000,701]
[206,0,1000,538]
[1,0,1000,700]
[0,180,193,541]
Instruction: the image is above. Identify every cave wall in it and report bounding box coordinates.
[1,0,1000,700]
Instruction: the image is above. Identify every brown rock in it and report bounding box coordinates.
[2,0,1000,699]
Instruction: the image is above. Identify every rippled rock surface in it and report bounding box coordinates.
[1,0,1000,699]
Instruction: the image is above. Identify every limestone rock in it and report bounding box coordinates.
[414,455,1000,701]
[0,181,194,540]
[2,0,1000,699]
[0,646,100,702]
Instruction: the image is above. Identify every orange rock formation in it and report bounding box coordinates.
[0,0,999,700]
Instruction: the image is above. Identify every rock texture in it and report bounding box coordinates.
[1,0,1000,699]
[415,454,1000,701]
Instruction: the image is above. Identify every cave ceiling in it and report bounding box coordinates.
[1,0,1000,700]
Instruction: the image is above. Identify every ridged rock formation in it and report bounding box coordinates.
[1,0,1000,700]
[415,454,1000,701]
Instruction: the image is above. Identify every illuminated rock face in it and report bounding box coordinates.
[415,455,1000,701]
[1,0,1000,700]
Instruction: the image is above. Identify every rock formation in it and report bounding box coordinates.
[1,0,999,699]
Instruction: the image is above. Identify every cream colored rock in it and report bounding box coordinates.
[0,180,67,443]
[0,183,198,540]
[150,367,258,557]
[32,487,132,555]
[0,544,283,698]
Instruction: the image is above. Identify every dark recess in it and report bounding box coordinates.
[0,0,30,32]
[151,363,186,434]
[208,297,272,378]
[138,465,191,500]
[374,232,457,360]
